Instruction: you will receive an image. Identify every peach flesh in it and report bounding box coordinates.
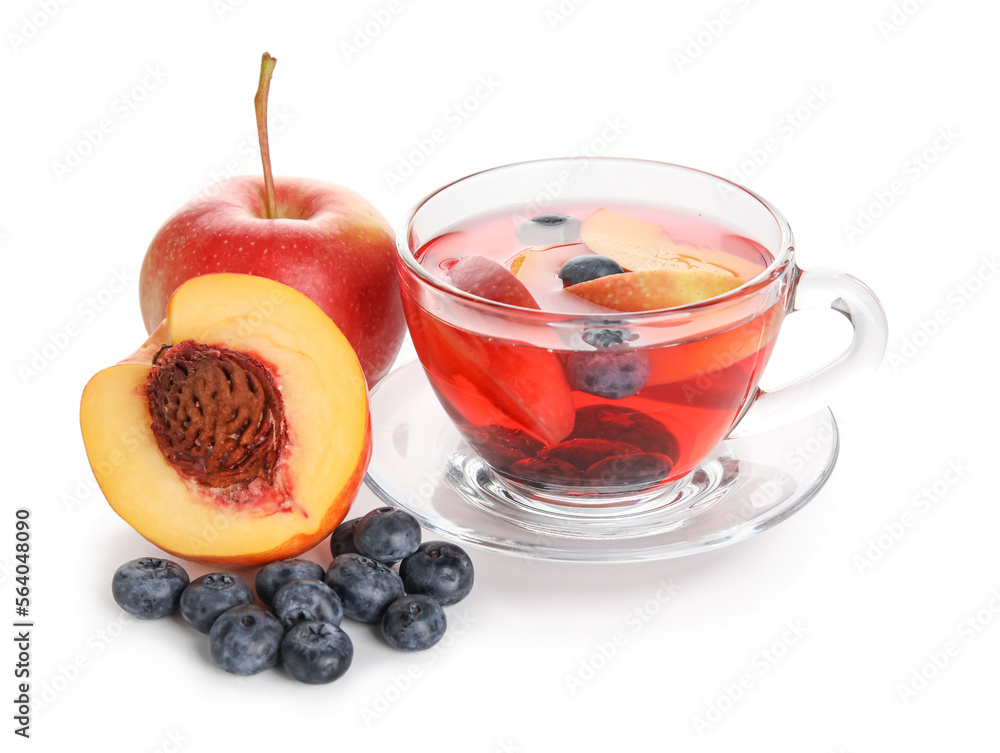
[81,273,371,566]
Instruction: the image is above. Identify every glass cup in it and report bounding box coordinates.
[395,158,887,511]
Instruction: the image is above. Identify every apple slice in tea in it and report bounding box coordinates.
[580,208,763,280]
[425,254,576,444]
[565,268,746,311]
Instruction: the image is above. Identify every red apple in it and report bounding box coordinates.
[139,176,404,385]
[138,53,405,386]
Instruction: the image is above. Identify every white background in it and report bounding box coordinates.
[4,0,999,750]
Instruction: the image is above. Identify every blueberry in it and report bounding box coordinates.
[353,507,421,563]
[566,349,652,399]
[112,557,189,619]
[280,621,353,684]
[381,595,447,651]
[325,553,405,623]
[254,559,325,607]
[582,327,637,349]
[558,255,624,286]
[179,573,254,634]
[209,605,283,676]
[532,213,571,226]
[329,517,361,559]
[515,213,582,245]
[399,542,475,606]
[272,578,343,630]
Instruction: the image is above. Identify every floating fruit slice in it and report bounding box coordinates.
[580,208,764,280]
[408,316,576,445]
[641,359,756,413]
[508,246,568,280]
[80,273,371,566]
[509,251,530,277]
[646,301,784,385]
[565,268,745,311]
[415,255,576,444]
[446,255,540,309]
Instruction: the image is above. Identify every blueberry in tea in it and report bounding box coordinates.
[558,254,624,287]
[515,213,582,245]
[566,349,652,400]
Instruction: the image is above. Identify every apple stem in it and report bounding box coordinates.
[254,52,278,220]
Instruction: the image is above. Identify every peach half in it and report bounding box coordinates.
[80,273,371,566]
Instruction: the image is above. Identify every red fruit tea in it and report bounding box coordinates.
[400,203,787,496]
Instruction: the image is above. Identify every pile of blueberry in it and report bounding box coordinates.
[111,507,474,684]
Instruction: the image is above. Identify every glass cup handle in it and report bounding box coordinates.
[731,268,888,436]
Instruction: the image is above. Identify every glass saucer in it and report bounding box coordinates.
[364,360,840,563]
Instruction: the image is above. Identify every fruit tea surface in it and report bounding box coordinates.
[404,203,782,494]
[417,203,768,313]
